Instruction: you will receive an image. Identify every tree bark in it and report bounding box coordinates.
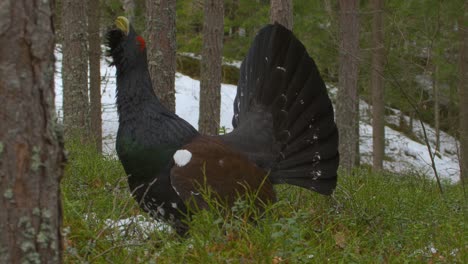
[371,0,385,171]
[270,0,293,30]
[459,9,468,184]
[336,0,360,173]
[88,0,102,153]
[145,0,177,113]
[199,0,224,135]
[62,0,89,141]
[122,0,135,23]
[0,1,65,262]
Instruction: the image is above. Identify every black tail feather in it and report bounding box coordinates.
[227,23,339,195]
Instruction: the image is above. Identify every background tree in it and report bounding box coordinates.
[145,0,177,113]
[199,0,224,135]
[459,5,468,183]
[371,0,385,171]
[122,0,135,22]
[270,0,293,30]
[62,0,89,141]
[336,0,360,173]
[88,0,102,153]
[0,0,65,262]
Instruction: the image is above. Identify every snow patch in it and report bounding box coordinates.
[105,215,172,239]
[173,149,192,167]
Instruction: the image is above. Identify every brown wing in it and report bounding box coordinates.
[170,136,276,211]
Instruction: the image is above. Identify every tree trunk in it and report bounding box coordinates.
[0,1,65,262]
[336,0,360,173]
[62,0,89,141]
[122,0,135,23]
[199,0,224,135]
[371,0,385,171]
[145,0,177,113]
[270,0,293,30]
[88,0,102,153]
[433,65,440,152]
[459,11,468,184]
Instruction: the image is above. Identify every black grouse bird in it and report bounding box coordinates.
[106,16,339,234]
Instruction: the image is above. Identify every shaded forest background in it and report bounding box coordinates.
[54,0,464,141]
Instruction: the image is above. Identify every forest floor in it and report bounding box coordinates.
[62,141,466,263]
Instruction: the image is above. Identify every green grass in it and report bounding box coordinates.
[62,142,467,263]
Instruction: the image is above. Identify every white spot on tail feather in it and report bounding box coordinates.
[173,149,192,167]
[171,202,178,209]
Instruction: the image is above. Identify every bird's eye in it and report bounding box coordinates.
[136,36,146,52]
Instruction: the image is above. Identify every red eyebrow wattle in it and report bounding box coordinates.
[136,36,146,51]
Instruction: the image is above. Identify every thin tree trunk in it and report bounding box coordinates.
[145,0,177,113]
[0,1,65,262]
[336,0,360,173]
[433,65,440,152]
[371,0,385,171]
[270,0,293,30]
[62,0,89,141]
[458,10,468,184]
[88,0,102,153]
[122,0,135,23]
[199,0,224,135]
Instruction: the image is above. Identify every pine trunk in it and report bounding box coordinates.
[270,0,293,30]
[88,0,102,153]
[145,0,177,113]
[0,1,65,262]
[122,0,135,23]
[371,0,385,171]
[62,0,89,141]
[336,0,360,173]
[459,13,468,184]
[199,0,224,135]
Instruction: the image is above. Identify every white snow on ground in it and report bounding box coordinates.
[328,86,460,182]
[104,215,172,239]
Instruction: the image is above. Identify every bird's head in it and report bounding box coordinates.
[106,16,147,72]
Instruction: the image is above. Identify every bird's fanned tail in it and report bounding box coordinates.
[225,23,339,195]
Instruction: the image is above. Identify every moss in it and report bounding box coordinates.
[30,146,42,172]
[176,54,240,85]
[3,188,13,200]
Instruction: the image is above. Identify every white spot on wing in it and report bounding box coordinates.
[171,202,178,209]
[173,149,192,167]
[276,66,286,72]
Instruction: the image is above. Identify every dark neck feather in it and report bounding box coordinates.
[115,64,167,121]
